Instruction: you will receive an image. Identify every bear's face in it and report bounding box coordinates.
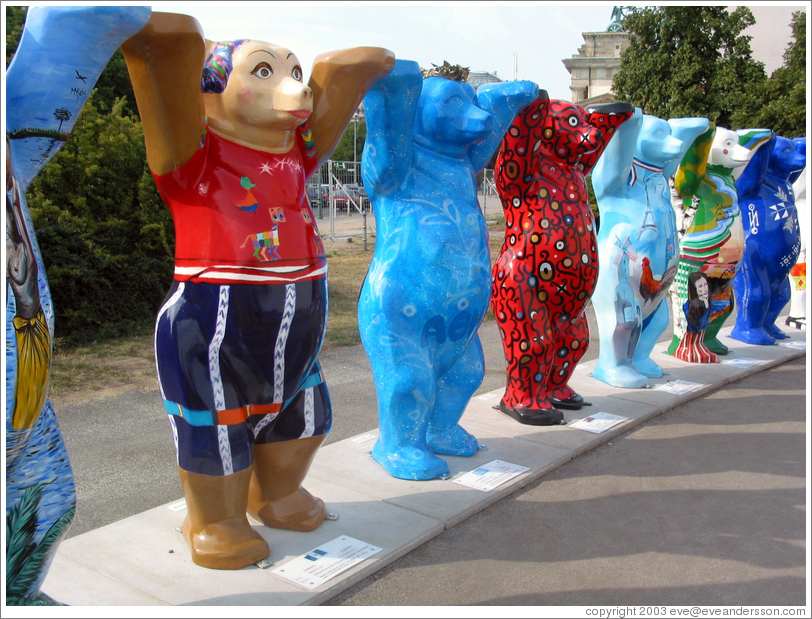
[635,115,683,168]
[709,127,752,170]
[204,40,313,135]
[768,136,806,176]
[415,78,493,148]
[536,100,603,166]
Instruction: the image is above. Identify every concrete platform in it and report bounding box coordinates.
[41,325,807,606]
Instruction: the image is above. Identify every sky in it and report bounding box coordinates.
[151,1,622,100]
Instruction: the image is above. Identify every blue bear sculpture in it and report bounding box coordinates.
[359,59,538,480]
[6,6,150,604]
[731,133,806,345]
[591,109,709,387]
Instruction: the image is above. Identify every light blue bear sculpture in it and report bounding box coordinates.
[358,59,538,480]
[591,109,709,388]
[731,133,806,345]
[6,6,150,604]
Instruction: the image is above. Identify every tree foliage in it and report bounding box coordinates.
[27,93,175,344]
[331,118,367,163]
[613,6,767,128]
[730,10,806,137]
[5,5,26,67]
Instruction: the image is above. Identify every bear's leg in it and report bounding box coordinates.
[426,336,483,457]
[370,343,449,480]
[171,416,269,569]
[730,250,775,345]
[704,285,734,353]
[764,275,791,340]
[547,312,591,410]
[179,467,270,570]
[247,435,327,531]
[247,364,331,530]
[633,300,669,378]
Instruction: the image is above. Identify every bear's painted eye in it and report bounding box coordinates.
[446,95,464,107]
[251,62,274,79]
[568,116,578,127]
[292,66,303,81]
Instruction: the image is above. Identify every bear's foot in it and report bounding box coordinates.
[247,487,326,532]
[549,392,592,410]
[633,356,664,379]
[592,362,649,389]
[371,441,449,480]
[495,400,564,426]
[765,323,788,340]
[704,336,729,355]
[427,424,480,457]
[181,516,269,570]
[729,326,776,346]
[784,315,806,330]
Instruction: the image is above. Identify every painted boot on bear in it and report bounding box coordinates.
[179,467,270,570]
[247,435,327,532]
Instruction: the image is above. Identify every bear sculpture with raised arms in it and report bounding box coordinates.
[731,133,806,345]
[491,98,634,424]
[122,12,394,569]
[359,59,538,480]
[591,109,709,388]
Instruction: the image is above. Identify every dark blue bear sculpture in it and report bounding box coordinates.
[731,133,806,345]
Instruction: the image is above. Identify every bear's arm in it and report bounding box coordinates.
[675,125,716,200]
[121,12,207,177]
[469,81,540,173]
[734,132,776,200]
[307,47,395,169]
[663,118,712,180]
[579,103,635,175]
[788,137,807,185]
[360,59,423,196]
[591,107,642,198]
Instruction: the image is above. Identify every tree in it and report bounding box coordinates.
[28,93,175,344]
[731,11,806,137]
[5,5,26,67]
[612,6,767,128]
[332,117,367,163]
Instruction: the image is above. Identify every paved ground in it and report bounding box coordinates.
[328,357,808,607]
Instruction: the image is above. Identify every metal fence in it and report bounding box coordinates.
[307,161,502,241]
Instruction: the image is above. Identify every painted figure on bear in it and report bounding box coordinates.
[491,97,634,425]
[667,126,770,363]
[591,108,709,388]
[122,12,394,569]
[358,59,538,480]
[730,132,806,345]
[6,6,151,603]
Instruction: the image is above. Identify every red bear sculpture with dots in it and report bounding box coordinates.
[492,97,634,425]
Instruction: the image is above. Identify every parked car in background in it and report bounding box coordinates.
[307,184,331,211]
[332,186,361,212]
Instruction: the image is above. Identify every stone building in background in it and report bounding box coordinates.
[561,7,630,105]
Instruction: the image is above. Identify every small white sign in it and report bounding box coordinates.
[656,379,704,394]
[351,433,376,444]
[272,535,381,590]
[780,340,806,350]
[453,460,529,492]
[167,499,187,512]
[722,357,764,368]
[569,412,629,434]
[476,392,500,400]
